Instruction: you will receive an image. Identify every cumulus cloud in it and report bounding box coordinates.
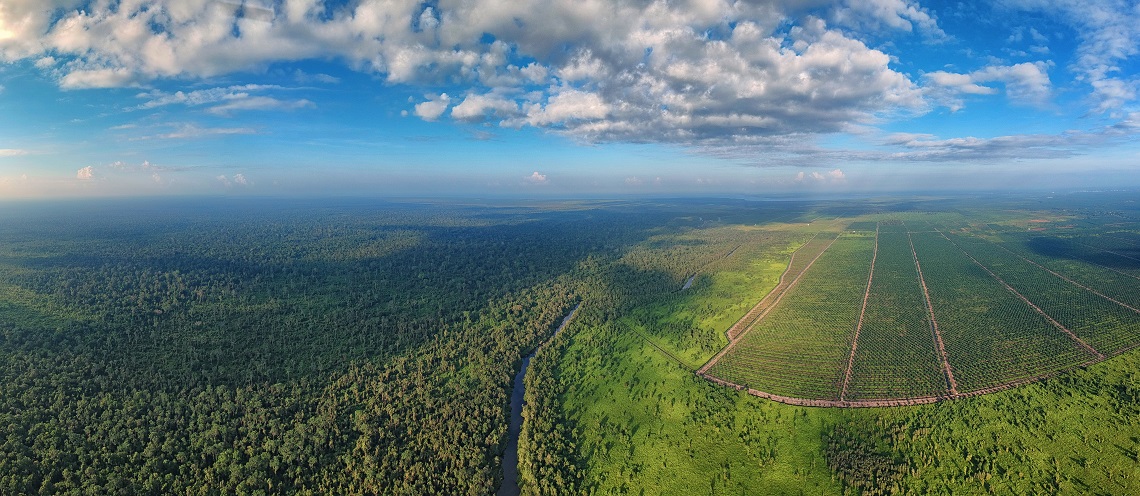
[414,93,451,121]
[831,0,946,38]
[451,92,520,122]
[59,67,136,89]
[525,171,548,184]
[215,174,250,188]
[10,0,1130,165]
[4,0,930,147]
[76,165,94,180]
[795,168,847,184]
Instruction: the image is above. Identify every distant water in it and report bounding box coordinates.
[498,303,580,496]
[682,274,696,290]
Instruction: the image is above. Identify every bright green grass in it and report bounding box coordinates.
[539,202,1140,495]
[557,318,843,495]
[630,229,810,369]
[849,349,1140,494]
[554,293,1140,495]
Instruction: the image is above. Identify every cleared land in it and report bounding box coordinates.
[702,217,1140,405]
[947,232,1140,356]
[722,233,839,341]
[704,233,873,400]
[843,225,947,401]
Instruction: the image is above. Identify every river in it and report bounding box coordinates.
[497,302,581,496]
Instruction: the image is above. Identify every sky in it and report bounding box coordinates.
[0,0,1138,198]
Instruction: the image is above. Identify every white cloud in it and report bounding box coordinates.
[207,96,314,116]
[0,148,29,157]
[451,92,519,122]
[925,62,1052,110]
[795,168,847,183]
[76,165,94,180]
[216,173,252,188]
[999,0,1140,112]
[525,171,548,184]
[414,93,451,121]
[59,67,136,89]
[135,124,257,140]
[521,89,609,127]
[135,84,313,116]
[138,85,279,109]
[972,62,1053,103]
[294,70,339,84]
[832,0,946,39]
[3,0,931,148]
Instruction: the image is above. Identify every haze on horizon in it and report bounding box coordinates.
[1,0,1138,199]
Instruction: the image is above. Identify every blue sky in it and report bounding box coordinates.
[1,0,1138,198]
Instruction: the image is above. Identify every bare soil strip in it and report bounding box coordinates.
[839,223,879,401]
[698,227,1130,408]
[721,241,803,341]
[988,239,1140,316]
[699,373,951,408]
[908,232,959,397]
[698,234,840,375]
[700,353,1106,407]
[939,230,1105,361]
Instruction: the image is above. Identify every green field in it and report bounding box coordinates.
[704,216,1140,402]
[845,228,947,401]
[706,233,872,400]
[525,194,1140,495]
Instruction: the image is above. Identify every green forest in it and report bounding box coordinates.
[1,194,1138,494]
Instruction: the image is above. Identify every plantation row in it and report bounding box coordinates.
[844,231,945,401]
[706,233,872,399]
[704,220,1140,404]
[722,233,839,341]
